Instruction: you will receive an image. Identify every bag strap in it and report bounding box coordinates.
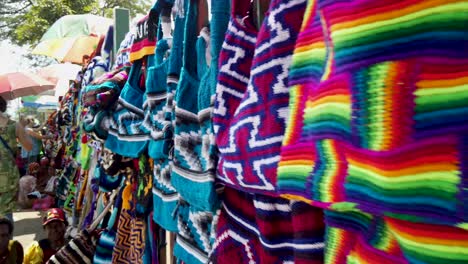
[0,134,16,159]
[88,187,120,232]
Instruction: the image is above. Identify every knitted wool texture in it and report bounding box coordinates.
[277,0,468,225]
[171,1,219,263]
[171,0,229,212]
[149,1,184,233]
[323,209,468,264]
[171,0,207,209]
[105,59,149,158]
[112,171,146,264]
[213,0,307,196]
[210,187,325,263]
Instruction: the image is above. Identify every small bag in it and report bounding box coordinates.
[47,188,119,264]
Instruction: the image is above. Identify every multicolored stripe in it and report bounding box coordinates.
[325,210,407,264]
[278,0,468,226]
[324,226,357,264]
[386,217,468,264]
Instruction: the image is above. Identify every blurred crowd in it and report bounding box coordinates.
[1,96,68,263]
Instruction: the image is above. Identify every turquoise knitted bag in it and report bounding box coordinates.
[146,1,184,233]
[171,0,223,213]
[105,59,149,158]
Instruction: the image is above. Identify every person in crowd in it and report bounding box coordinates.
[17,163,40,209]
[0,96,32,222]
[0,216,23,264]
[24,208,68,264]
[21,116,48,170]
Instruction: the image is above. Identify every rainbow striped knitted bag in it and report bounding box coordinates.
[324,209,468,264]
[212,0,307,196]
[277,0,468,226]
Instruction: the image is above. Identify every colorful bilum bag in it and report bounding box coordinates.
[105,58,149,158]
[276,0,468,226]
[93,193,122,264]
[195,0,230,209]
[171,0,221,212]
[141,2,181,232]
[112,170,146,264]
[170,1,221,263]
[210,187,325,264]
[213,0,306,196]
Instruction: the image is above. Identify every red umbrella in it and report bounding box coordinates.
[0,72,55,100]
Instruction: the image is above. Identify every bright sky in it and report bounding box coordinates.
[0,40,31,74]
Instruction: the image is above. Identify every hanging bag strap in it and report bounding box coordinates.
[88,187,120,232]
[0,134,16,159]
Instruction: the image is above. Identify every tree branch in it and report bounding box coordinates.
[0,2,31,15]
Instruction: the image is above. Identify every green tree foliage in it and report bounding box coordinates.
[0,0,151,46]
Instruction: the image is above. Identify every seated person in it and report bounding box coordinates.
[0,216,23,264]
[24,208,67,264]
[17,163,40,209]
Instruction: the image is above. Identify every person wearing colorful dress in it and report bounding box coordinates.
[0,96,32,222]
[21,116,48,170]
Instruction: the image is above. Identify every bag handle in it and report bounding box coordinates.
[88,187,120,232]
[182,0,200,75]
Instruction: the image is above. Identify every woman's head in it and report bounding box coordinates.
[28,162,40,175]
[25,115,38,127]
[43,208,67,242]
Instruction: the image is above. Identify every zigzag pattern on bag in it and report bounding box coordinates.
[171,21,219,213]
[112,209,146,264]
[213,0,307,195]
[108,99,147,139]
[141,90,168,140]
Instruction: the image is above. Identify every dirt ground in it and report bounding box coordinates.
[12,210,46,249]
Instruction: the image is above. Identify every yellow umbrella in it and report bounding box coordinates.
[32,14,112,64]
